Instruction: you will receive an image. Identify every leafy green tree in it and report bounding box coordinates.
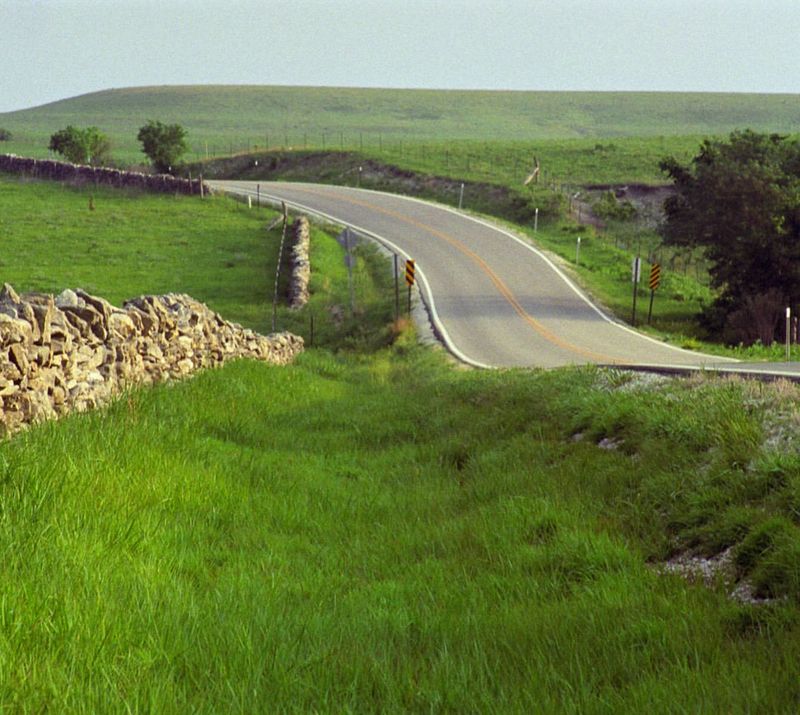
[660,130,800,343]
[0,128,11,142]
[137,120,187,174]
[48,125,111,165]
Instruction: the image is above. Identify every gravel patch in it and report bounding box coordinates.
[659,547,779,605]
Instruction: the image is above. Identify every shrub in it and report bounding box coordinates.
[593,190,636,221]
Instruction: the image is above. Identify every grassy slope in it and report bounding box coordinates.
[2,346,799,712]
[2,85,800,163]
[361,135,705,186]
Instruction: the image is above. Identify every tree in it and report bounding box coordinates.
[0,128,11,142]
[48,125,111,165]
[137,120,187,174]
[659,130,800,344]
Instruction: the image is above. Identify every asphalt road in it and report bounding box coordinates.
[209,180,740,370]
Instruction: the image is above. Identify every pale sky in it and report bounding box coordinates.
[1,0,799,113]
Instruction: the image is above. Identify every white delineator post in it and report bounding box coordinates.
[787,307,792,361]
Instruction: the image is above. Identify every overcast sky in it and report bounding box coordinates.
[1,0,798,113]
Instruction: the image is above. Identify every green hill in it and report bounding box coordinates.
[2,85,800,163]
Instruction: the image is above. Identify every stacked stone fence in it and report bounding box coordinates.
[0,284,303,437]
[288,217,311,309]
[0,154,208,195]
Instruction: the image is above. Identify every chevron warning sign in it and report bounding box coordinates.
[405,259,416,286]
[649,263,662,291]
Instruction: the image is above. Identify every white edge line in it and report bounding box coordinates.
[212,183,495,370]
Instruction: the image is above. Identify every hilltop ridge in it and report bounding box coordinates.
[2,85,799,151]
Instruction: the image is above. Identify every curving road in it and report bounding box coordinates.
[210,180,738,370]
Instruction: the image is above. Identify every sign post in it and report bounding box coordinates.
[631,256,641,326]
[787,307,792,361]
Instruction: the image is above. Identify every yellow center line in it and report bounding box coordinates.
[280,184,619,364]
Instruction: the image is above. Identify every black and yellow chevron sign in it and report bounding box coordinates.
[405,259,416,286]
[649,263,661,291]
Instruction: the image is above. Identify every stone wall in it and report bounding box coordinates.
[288,216,311,309]
[0,154,207,196]
[0,285,303,436]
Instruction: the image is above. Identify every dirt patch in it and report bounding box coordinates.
[581,182,675,229]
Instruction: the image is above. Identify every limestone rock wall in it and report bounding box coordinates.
[288,216,311,309]
[0,285,303,436]
[0,154,207,196]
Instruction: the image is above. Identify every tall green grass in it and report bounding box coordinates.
[1,346,798,712]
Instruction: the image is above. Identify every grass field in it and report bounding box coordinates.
[2,85,800,166]
[2,340,799,711]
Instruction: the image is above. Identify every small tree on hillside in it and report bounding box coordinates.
[48,125,111,165]
[0,128,12,142]
[137,120,187,174]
